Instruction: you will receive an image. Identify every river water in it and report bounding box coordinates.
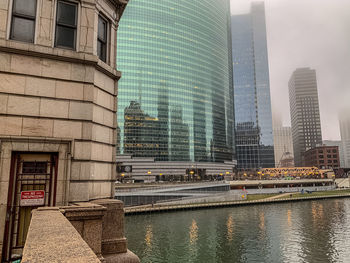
[125,198,350,263]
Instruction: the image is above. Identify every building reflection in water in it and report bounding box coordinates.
[311,202,324,225]
[287,209,292,228]
[144,225,153,249]
[258,211,266,241]
[189,219,198,245]
[300,201,341,262]
[226,215,234,242]
[126,200,350,262]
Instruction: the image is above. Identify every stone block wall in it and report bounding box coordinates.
[0,0,125,203]
[0,0,129,259]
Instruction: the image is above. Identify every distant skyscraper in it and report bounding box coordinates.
[274,126,294,167]
[231,2,275,169]
[288,68,323,166]
[339,109,350,168]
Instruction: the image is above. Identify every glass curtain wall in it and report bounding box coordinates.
[117,0,234,163]
[231,3,275,169]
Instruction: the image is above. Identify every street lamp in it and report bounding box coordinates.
[147,171,151,181]
[190,170,194,181]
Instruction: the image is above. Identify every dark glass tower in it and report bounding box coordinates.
[117,0,234,163]
[231,2,275,169]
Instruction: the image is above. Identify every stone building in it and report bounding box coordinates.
[273,126,294,167]
[0,0,128,261]
[288,68,323,166]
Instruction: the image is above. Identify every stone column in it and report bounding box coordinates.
[62,203,106,260]
[92,199,140,263]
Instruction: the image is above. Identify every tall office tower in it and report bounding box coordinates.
[339,109,350,168]
[288,68,323,166]
[231,2,275,169]
[273,126,294,167]
[116,0,235,179]
[323,140,345,168]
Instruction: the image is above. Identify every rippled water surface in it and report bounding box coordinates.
[125,199,350,263]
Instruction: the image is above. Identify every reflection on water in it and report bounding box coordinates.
[126,199,350,263]
[287,209,292,227]
[189,219,198,245]
[144,225,153,248]
[226,215,234,242]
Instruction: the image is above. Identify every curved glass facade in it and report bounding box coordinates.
[117,0,234,163]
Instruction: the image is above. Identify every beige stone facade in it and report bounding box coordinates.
[0,0,128,261]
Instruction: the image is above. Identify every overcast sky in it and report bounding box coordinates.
[230,0,350,140]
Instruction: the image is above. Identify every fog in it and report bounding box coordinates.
[231,0,350,140]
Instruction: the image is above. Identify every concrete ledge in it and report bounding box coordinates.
[125,193,350,215]
[22,207,100,263]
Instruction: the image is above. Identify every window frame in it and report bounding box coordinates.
[97,14,109,63]
[54,0,78,50]
[10,0,38,43]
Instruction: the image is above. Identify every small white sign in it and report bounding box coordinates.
[20,190,45,206]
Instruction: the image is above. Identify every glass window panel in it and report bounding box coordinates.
[57,1,77,26]
[13,0,36,17]
[98,16,107,41]
[55,26,75,49]
[97,40,107,62]
[22,162,47,174]
[11,17,35,42]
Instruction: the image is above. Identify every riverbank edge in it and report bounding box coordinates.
[124,193,350,215]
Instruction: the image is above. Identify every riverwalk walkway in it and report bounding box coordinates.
[124,192,350,215]
[261,192,292,200]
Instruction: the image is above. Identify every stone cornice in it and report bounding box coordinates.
[108,0,129,22]
[0,41,122,80]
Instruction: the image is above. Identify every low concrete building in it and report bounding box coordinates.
[116,155,237,182]
[0,0,128,261]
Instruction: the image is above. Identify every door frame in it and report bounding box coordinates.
[2,152,59,262]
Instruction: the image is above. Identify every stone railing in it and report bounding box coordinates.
[22,200,140,263]
[22,207,100,262]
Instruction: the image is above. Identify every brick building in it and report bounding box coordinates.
[303,145,340,169]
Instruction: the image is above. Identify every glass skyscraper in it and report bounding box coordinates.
[231,2,275,169]
[117,0,234,164]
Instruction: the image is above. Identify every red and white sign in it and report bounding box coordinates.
[20,190,45,207]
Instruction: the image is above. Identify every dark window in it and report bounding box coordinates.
[97,15,108,62]
[318,155,323,158]
[332,149,337,153]
[333,155,337,158]
[10,0,37,42]
[55,1,77,49]
[22,162,47,174]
